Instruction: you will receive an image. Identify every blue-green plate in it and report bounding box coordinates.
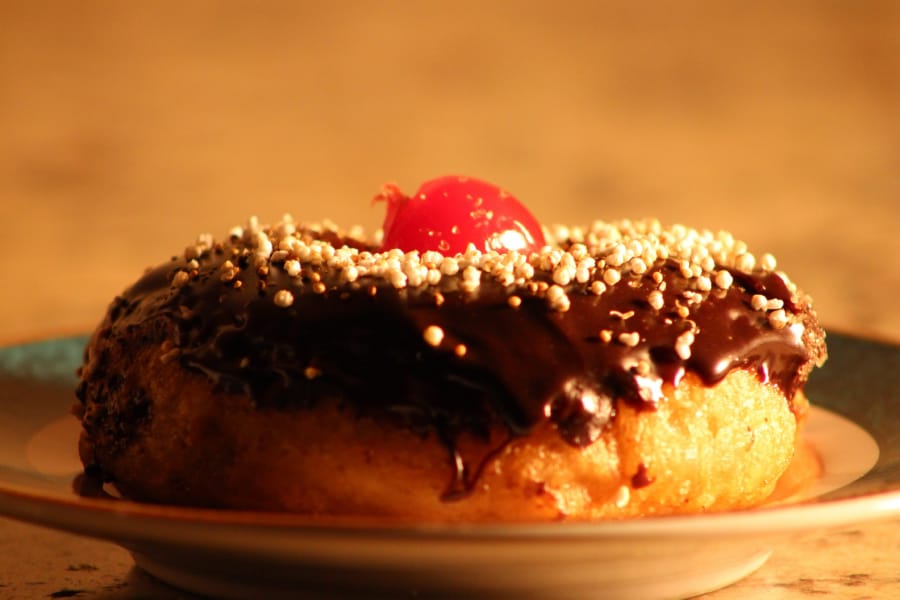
[0,332,897,600]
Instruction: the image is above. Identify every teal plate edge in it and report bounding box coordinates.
[0,334,88,386]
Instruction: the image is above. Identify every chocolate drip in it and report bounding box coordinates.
[86,233,825,499]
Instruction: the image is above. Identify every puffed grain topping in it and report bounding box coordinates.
[172,214,814,338]
[273,289,294,308]
[423,325,445,347]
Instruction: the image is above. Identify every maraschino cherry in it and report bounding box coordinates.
[374,175,546,255]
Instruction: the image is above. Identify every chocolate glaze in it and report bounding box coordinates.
[81,229,827,499]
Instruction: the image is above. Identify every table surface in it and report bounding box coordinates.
[1,2,898,598]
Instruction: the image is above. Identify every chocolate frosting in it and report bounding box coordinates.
[85,224,827,498]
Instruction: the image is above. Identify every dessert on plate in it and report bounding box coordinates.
[75,175,827,522]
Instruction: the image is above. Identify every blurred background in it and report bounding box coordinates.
[1,1,898,342]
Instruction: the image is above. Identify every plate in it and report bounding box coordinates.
[1,333,899,600]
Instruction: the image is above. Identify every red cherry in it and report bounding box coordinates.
[374,175,546,255]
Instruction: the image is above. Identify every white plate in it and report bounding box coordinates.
[1,332,899,600]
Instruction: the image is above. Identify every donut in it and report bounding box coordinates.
[74,176,827,522]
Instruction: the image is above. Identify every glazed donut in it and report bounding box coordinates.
[75,176,827,521]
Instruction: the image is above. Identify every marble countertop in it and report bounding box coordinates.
[1,2,898,598]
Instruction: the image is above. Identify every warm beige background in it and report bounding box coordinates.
[1,2,899,598]
[1,1,898,342]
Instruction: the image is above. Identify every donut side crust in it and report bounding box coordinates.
[77,330,804,522]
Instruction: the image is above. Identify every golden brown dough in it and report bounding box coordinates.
[79,341,806,522]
